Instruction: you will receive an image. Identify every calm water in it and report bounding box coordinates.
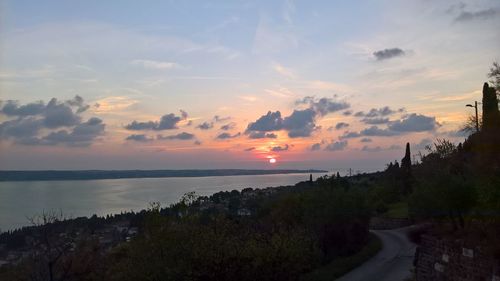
[0,173,327,231]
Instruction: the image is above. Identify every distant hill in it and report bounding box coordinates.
[0,169,328,181]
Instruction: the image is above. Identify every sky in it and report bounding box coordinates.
[0,0,499,172]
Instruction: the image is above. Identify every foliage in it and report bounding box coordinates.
[460,113,481,133]
[409,174,476,229]
[84,181,372,281]
[383,201,409,219]
[300,233,382,281]
[488,61,500,93]
[481,82,500,131]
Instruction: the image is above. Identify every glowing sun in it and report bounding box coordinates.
[269,158,277,164]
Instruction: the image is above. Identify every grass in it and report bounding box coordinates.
[383,201,409,219]
[300,233,382,281]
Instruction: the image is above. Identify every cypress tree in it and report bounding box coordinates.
[401,142,412,194]
[482,82,500,131]
[401,143,411,172]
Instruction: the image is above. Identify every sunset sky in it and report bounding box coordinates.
[1,0,499,172]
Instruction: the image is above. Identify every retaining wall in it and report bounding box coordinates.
[415,234,500,281]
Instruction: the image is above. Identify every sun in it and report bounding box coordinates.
[269,158,277,164]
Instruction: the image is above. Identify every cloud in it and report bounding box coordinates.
[361,117,390,124]
[271,144,289,152]
[196,122,213,130]
[220,122,236,131]
[373,48,406,60]
[248,132,277,139]
[339,131,362,139]
[216,132,240,140]
[124,120,158,130]
[388,113,438,132]
[283,109,317,138]
[455,8,499,22]
[125,111,188,131]
[272,62,296,78]
[246,111,283,132]
[362,144,401,152]
[340,126,396,138]
[157,132,195,140]
[355,106,399,118]
[1,96,90,118]
[0,118,43,139]
[335,122,349,130]
[66,95,90,113]
[214,115,231,122]
[126,134,154,142]
[310,143,321,151]
[131,59,180,69]
[445,129,468,138]
[361,126,399,136]
[0,97,87,128]
[44,98,82,128]
[343,110,353,116]
[157,113,185,130]
[360,138,372,143]
[72,117,105,137]
[340,113,438,139]
[1,100,45,116]
[92,96,139,114]
[325,140,348,151]
[0,97,104,146]
[19,118,105,147]
[296,96,350,116]
[247,97,348,138]
[413,138,433,150]
[361,146,382,152]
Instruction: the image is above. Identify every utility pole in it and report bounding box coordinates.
[466,101,479,132]
[474,101,479,132]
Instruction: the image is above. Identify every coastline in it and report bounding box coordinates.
[0,169,328,182]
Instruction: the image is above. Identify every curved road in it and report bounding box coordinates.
[336,227,416,281]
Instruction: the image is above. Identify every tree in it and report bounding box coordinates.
[17,211,102,281]
[409,173,476,230]
[460,113,482,133]
[482,82,500,131]
[400,142,413,195]
[488,61,500,94]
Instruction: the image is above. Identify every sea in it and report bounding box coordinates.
[0,172,328,231]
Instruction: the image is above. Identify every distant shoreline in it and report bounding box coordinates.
[0,169,328,182]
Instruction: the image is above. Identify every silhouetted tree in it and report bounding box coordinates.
[400,143,413,195]
[488,61,500,94]
[482,82,500,131]
[461,112,482,133]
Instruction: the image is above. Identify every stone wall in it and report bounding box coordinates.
[369,217,412,230]
[415,234,500,281]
